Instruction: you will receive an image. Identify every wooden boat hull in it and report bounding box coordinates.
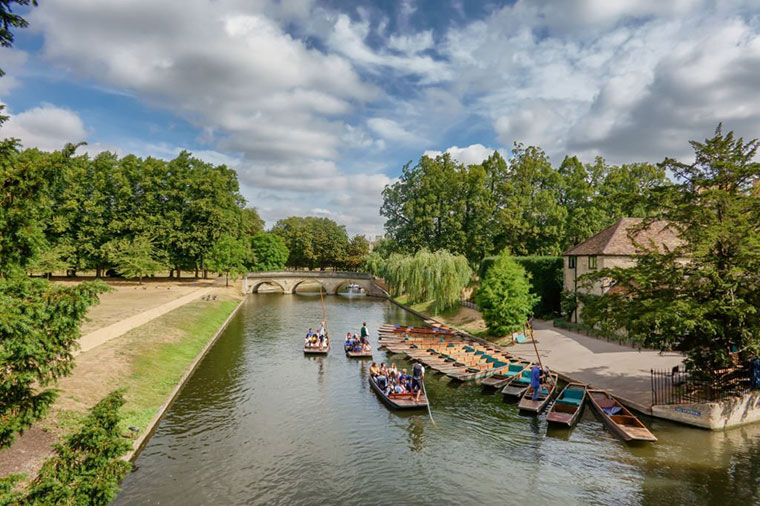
[546,383,587,427]
[304,345,329,355]
[368,377,427,410]
[517,373,558,414]
[588,390,657,442]
[346,350,373,358]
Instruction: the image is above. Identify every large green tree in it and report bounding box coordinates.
[580,125,760,374]
[248,232,289,272]
[272,216,349,269]
[207,234,247,286]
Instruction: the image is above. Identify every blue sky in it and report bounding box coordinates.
[2,0,759,235]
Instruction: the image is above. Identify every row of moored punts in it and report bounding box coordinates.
[376,323,657,443]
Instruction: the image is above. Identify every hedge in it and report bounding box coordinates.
[480,255,563,318]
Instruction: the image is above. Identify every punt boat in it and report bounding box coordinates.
[587,390,657,442]
[369,376,428,410]
[500,366,534,398]
[481,361,531,390]
[546,383,587,427]
[517,372,558,414]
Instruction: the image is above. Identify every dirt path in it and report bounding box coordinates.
[77,287,214,353]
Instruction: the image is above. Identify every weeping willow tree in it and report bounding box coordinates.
[367,249,471,313]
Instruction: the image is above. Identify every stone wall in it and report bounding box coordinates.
[652,391,760,429]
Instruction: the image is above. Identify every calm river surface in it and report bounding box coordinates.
[114,295,760,505]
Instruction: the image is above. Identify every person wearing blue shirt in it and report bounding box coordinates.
[530,365,543,401]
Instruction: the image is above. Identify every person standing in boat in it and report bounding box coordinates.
[529,364,543,401]
[412,362,425,402]
[360,322,369,340]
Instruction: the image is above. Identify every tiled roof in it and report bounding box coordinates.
[564,218,682,256]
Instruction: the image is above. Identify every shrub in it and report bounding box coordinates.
[481,255,563,318]
[477,251,539,335]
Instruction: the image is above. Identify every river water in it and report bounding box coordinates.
[114,295,760,505]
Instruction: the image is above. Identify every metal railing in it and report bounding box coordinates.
[651,367,753,405]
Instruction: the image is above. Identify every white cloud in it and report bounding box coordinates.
[367,117,423,144]
[0,47,28,94]
[423,144,497,166]
[1,104,87,151]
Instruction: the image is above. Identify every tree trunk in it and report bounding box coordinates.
[226,273,229,287]
[139,275,143,285]
[169,269,174,278]
[176,266,181,279]
[203,269,208,279]
[195,266,199,278]
[96,267,102,278]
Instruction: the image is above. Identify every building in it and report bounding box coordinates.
[563,218,681,323]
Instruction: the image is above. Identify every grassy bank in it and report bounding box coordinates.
[51,296,242,432]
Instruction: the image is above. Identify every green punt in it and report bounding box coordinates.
[500,366,535,398]
[546,383,587,427]
[481,361,531,390]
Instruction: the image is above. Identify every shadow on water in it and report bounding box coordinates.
[114,294,760,506]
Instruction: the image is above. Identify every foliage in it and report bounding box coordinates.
[0,0,37,76]
[241,207,265,236]
[206,234,248,286]
[29,243,72,277]
[272,216,350,269]
[110,235,166,284]
[344,234,370,270]
[0,277,108,448]
[375,249,471,313]
[381,147,666,264]
[480,256,563,317]
[0,390,132,505]
[248,232,289,272]
[560,290,579,321]
[476,250,539,335]
[579,125,760,374]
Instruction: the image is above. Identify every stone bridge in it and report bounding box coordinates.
[243,271,388,297]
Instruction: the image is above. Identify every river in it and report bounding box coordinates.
[113,294,760,505]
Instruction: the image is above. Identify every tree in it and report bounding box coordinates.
[1,390,132,505]
[378,249,472,313]
[580,125,760,374]
[0,277,108,448]
[29,244,72,278]
[344,234,370,270]
[110,236,166,284]
[241,207,265,236]
[477,250,539,335]
[207,234,247,286]
[248,232,288,271]
[0,1,38,76]
[272,216,349,269]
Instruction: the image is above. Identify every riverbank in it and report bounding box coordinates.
[0,282,244,480]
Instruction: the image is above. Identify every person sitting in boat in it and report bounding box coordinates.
[379,363,388,377]
[392,379,406,395]
[369,362,379,377]
[400,369,411,390]
[375,371,388,392]
[344,332,353,351]
[389,363,398,376]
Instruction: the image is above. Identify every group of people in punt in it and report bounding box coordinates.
[344,322,371,352]
[369,361,425,401]
[304,321,329,348]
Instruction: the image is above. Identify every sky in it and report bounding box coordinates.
[1,0,759,236]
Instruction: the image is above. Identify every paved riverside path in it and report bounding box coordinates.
[508,319,685,413]
[76,287,214,353]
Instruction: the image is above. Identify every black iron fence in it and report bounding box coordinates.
[651,367,754,405]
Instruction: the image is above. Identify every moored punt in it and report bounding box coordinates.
[368,376,428,410]
[546,383,587,427]
[379,324,454,335]
[517,372,559,414]
[587,390,657,443]
[501,367,534,398]
[481,361,532,390]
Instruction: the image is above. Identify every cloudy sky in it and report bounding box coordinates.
[1,0,759,235]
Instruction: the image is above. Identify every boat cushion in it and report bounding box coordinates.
[557,398,581,406]
[564,389,584,400]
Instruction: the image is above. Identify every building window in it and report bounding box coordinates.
[568,256,576,269]
[588,255,597,269]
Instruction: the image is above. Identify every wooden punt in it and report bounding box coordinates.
[517,373,559,414]
[345,348,373,358]
[546,383,587,427]
[481,361,531,390]
[368,376,428,410]
[587,390,657,442]
[304,342,330,355]
[380,324,453,335]
[500,366,535,398]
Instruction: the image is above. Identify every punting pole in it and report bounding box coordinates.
[421,380,436,426]
[319,285,329,340]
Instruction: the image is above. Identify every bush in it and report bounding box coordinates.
[480,255,563,318]
[0,390,133,505]
[476,251,539,335]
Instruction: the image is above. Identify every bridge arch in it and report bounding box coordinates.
[250,280,286,293]
[292,279,327,294]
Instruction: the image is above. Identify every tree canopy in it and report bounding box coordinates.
[381,147,667,264]
[272,216,351,270]
[580,125,760,374]
[248,232,289,272]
